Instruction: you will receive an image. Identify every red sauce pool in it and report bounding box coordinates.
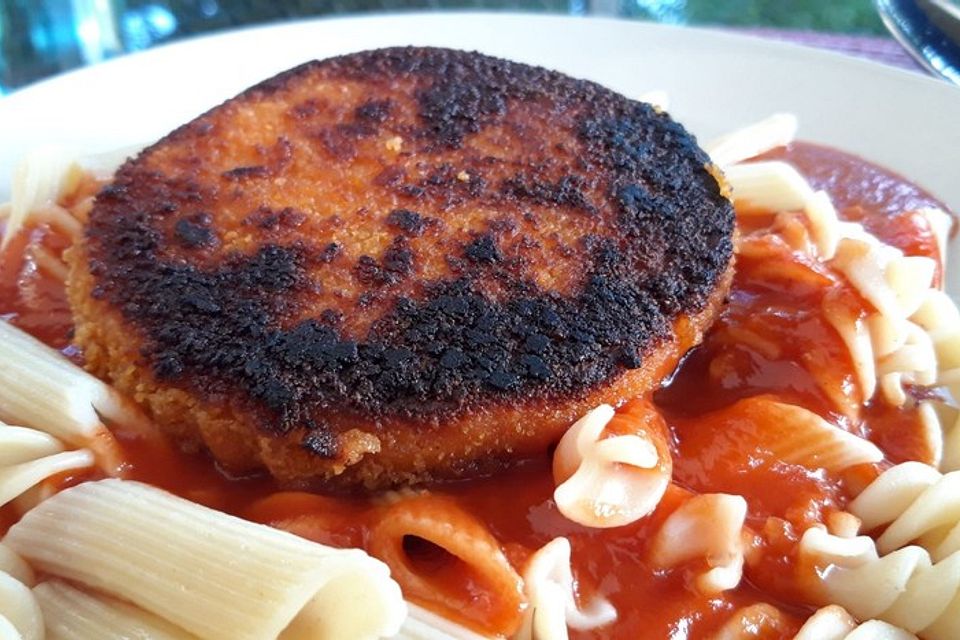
[0,142,953,639]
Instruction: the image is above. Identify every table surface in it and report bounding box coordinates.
[0,0,928,93]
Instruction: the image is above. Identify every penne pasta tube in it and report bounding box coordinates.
[706,113,797,168]
[4,479,407,640]
[394,603,490,640]
[0,320,137,473]
[0,572,43,640]
[0,543,34,586]
[35,580,198,640]
[368,492,524,637]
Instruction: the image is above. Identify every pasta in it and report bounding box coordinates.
[0,422,94,507]
[3,479,407,640]
[393,603,489,640]
[649,492,748,595]
[515,538,616,640]
[367,492,524,637]
[683,397,882,474]
[552,400,672,528]
[2,146,84,249]
[799,527,960,639]
[723,140,959,473]
[848,462,960,560]
[795,606,917,640]
[34,580,197,640]
[705,113,798,169]
[0,542,42,640]
[0,321,135,474]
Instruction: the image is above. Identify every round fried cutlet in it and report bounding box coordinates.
[68,47,734,488]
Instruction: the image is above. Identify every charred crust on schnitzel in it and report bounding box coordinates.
[76,47,733,480]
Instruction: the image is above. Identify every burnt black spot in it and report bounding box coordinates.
[318,242,342,263]
[501,174,596,213]
[245,206,308,231]
[222,165,269,180]
[355,99,392,123]
[464,234,501,264]
[174,214,217,249]
[417,82,507,149]
[386,209,427,236]
[355,238,414,287]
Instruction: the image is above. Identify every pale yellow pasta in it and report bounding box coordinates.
[0,449,94,508]
[552,402,672,528]
[916,207,953,267]
[849,462,960,560]
[0,543,34,587]
[705,113,797,168]
[733,399,882,473]
[0,421,95,509]
[823,298,877,400]
[367,491,523,637]
[0,320,138,473]
[2,146,83,249]
[795,606,917,640]
[799,527,960,639]
[0,543,42,640]
[515,538,616,640]
[393,603,489,640]
[802,189,841,259]
[831,239,932,321]
[35,580,197,640]
[649,493,747,594]
[0,573,43,640]
[724,161,814,213]
[4,479,407,640]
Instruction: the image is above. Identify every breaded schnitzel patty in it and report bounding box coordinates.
[68,47,734,487]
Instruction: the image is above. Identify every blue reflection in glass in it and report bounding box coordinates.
[121,4,179,52]
[634,0,686,23]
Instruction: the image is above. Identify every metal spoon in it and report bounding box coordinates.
[876,0,960,83]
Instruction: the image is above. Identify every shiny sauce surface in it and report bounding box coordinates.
[0,142,951,639]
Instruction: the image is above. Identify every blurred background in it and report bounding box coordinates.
[0,0,906,93]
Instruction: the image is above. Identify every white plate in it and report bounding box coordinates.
[0,12,957,295]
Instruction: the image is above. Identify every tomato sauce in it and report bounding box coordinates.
[0,142,953,639]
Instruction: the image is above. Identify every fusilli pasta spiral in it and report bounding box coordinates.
[795,605,917,640]
[552,400,672,528]
[516,537,616,640]
[649,492,748,595]
[849,461,960,561]
[724,147,958,471]
[799,527,960,639]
